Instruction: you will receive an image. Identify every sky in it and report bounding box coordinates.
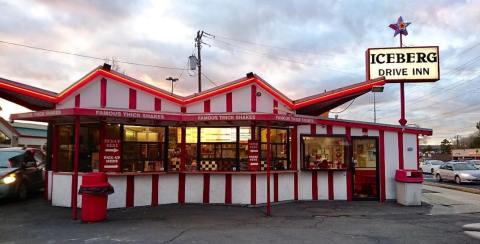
[0,0,479,144]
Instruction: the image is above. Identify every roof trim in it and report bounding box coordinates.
[0,65,385,111]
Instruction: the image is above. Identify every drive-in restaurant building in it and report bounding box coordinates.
[0,63,432,210]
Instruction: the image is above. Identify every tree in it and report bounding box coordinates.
[440,139,452,154]
[471,137,480,148]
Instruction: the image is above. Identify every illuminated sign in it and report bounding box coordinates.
[366,46,439,82]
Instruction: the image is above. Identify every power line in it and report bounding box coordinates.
[330,99,356,114]
[0,39,188,70]
[201,72,219,87]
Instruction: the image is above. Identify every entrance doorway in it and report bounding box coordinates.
[351,137,379,200]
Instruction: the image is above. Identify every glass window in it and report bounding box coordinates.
[57,125,74,172]
[79,124,99,172]
[122,126,165,172]
[302,136,348,170]
[168,127,182,171]
[199,127,238,171]
[260,128,290,170]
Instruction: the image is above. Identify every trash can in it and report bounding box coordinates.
[395,169,423,206]
[78,172,114,222]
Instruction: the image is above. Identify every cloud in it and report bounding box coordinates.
[0,0,478,144]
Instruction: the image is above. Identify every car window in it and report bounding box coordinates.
[430,161,443,165]
[0,150,24,168]
[453,163,477,171]
[445,164,453,170]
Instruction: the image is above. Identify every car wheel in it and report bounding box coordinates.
[436,174,442,182]
[17,182,28,200]
[455,176,462,185]
[431,168,435,174]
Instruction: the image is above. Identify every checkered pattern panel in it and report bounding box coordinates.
[170,159,181,171]
[260,161,267,171]
[200,161,218,171]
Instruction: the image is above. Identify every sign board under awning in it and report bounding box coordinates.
[366,46,440,82]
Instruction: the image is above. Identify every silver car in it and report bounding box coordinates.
[435,162,480,184]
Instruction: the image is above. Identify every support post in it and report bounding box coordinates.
[399,82,407,126]
[71,116,80,220]
[266,123,271,216]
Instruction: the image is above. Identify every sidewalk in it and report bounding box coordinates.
[422,184,480,215]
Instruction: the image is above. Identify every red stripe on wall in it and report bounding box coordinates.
[126,175,134,208]
[379,130,386,202]
[326,125,333,135]
[328,171,334,200]
[129,88,137,109]
[204,99,211,113]
[225,174,232,204]
[416,135,420,169]
[345,127,352,201]
[52,126,58,171]
[155,98,161,111]
[294,172,298,201]
[250,174,256,205]
[273,99,278,114]
[181,107,186,113]
[310,124,316,135]
[74,94,80,108]
[152,174,159,206]
[226,92,232,112]
[203,173,210,204]
[312,171,318,200]
[178,173,185,204]
[398,132,404,169]
[251,85,257,112]
[273,173,279,202]
[100,78,107,108]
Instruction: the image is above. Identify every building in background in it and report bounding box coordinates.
[0,117,47,148]
[452,148,480,160]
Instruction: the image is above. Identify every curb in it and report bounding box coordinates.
[424,181,480,195]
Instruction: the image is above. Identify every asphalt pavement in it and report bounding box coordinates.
[1,193,479,243]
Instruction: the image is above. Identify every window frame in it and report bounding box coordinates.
[258,127,291,171]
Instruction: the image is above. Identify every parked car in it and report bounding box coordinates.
[435,162,480,184]
[420,160,444,174]
[0,148,45,200]
[467,160,480,169]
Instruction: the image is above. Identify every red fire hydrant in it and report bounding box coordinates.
[78,172,114,222]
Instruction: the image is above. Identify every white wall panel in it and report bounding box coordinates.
[209,174,225,203]
[278,173,294,201]
[51,174,71,207]
[79,79,100,108]
[351,128,363,136]
[232,175,250,204]
[256,174,274,204]
[136,90,154,111]
[232,86,251,112]
[134,175,152,207]
[187,101,203,113]
[316,125,327,134]
[158,174,179,204]
[107,176,127,209]
[162,99,181,113]
[403,133,418,169]
[384,132,399,199]
[298,171,312,200]
[256,86,274,113]
[368,130,380,137]
[185,174,203,203]
[332,126,346,135]
[211,94,226,113]
[317,171,329,200]
[56,95,76,109]
[106,80,129,109]
[333,171,347,200]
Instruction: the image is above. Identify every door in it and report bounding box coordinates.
[352,137,379,200]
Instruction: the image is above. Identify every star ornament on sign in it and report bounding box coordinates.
[389,16,411,37]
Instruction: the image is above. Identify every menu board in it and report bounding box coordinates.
[102,138,121,171]
[247,140,259,171]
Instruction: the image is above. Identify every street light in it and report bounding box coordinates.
[372,86,384,123]
[166,77,179,94]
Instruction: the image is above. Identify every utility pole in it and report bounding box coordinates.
[194,30,214,93]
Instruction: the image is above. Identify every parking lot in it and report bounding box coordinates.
[1,193,479,244]
[423,173,480,191]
